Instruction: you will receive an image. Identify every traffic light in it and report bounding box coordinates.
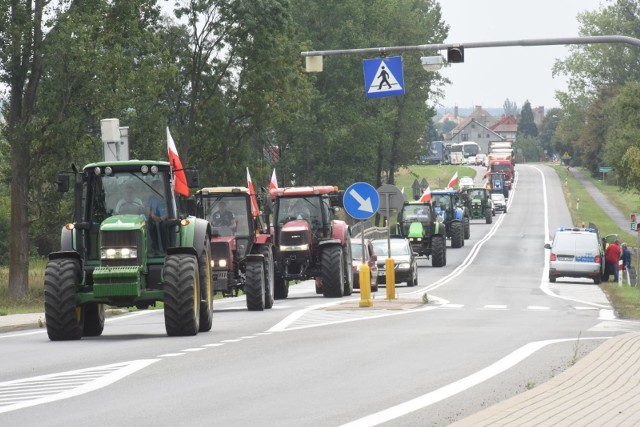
[447,46,464,63]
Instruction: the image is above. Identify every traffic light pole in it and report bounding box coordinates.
[300,35,640,58]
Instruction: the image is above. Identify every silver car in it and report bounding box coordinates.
[545,228,603,284]
[491,193,507,213]
[372,237,418,287]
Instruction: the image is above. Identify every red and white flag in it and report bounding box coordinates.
[167,127,189,197]
[269,168,278,190]
[418,185,432,202]
[447,171,459,189]
[247,168,259,218]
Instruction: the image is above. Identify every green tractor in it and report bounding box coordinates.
[464,187,494,224]
[396,201,447,267]
[44,160,213,340]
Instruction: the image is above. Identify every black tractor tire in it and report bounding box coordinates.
[44,258,84,341]
[463,217,471,239]
[431,236,446,267]
[342,239,354,297]
[321,245,345,298]
[163,254,200,336]
[198,243,213,332]
[260,244,275,309]
[245,261,266,311]
[83,303,105,337]
[485,207,493,224]
[451,222,463,248]
[273,273,289,300]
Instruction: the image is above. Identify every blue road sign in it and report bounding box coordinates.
[363,56,405,99]
[343,182,380,220]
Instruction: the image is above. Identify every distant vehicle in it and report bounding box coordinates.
[459,176,474,190]
[450,141,480,165]
[545,227,604,284]
[475,153,487,166]
[491,193,507,213]
[351,239,378,292]
[423,140,450,165]
[372,237,418,287]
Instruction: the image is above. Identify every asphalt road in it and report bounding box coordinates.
[1,164,637,427]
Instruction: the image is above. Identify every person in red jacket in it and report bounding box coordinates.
[605,239,622,282]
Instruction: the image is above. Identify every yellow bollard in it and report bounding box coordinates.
[385,257,396,300]
[359,265,372,307]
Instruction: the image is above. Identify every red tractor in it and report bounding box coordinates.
[195,186,275,311]
[269,186,353,299]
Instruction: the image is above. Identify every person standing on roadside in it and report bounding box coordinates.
[621,242,632,281]
[605,239,622,282]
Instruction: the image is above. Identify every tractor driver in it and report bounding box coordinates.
[211,201,237,232]
[291,199,311,221]
[115,184,145,215]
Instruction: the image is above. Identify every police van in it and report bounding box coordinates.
[545,227,604,284]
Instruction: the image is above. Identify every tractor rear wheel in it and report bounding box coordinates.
[260,244,275,309]
[44,258,84,341]
[485,207,493,224]
[274,273,289,300]
[431,236,446,267]
[198,243,213,332]
[451,222,463,248]
[164,254,200,336]
[245,261,266,311]
[83,303,105,337]
[463,217,470,239]
[321,245,344,298]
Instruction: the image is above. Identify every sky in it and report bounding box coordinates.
[437,0,604,110]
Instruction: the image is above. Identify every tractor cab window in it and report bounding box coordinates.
[205,197,248,236]
[433,196,450,211]
[278,197,322,231]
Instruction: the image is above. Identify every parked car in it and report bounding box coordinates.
[544,227,603,284]
[476,153,487,166]
[491,193,507,213]
[351,239,378,292]
[371,237,418,287]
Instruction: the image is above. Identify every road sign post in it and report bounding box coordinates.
[343,183,380,307]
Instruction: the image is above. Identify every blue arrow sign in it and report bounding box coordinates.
[343,182,380,220]
[363,57,405,99]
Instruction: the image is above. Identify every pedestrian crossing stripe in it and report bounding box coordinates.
[367,59,403,93]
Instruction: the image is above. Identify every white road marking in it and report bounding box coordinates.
[203,343,225,347]
[158,353,185,357]
[0,359,159,414]
[339,336,610,427]
[483,305,508,310]
[528,306,550,310]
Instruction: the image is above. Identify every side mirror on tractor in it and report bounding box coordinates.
[56,173,70,193]
[185,169,200,188]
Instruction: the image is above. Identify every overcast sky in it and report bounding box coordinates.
[437,0,604,110]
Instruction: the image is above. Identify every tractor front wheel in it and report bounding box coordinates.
[198,243,214,332]
[463,217,470,239]
[451,222,463,248]
[44,258,84,341]
[431,236,446,267]
[83,303,105,337]
[485,207,493,224]
[260,244,275,309]
[321,245,344,298]
[274,273,289,300]
[245,261,266,311]
[164,254,200,336]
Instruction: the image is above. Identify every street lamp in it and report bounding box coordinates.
[420,55,446,71]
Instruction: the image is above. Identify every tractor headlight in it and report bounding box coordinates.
[218,259,227,268]
[211,258,228,268]
[101,247,138,259]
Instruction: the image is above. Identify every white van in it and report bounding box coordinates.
[545,228,604,284]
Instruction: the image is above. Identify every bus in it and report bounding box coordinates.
[450,141,480,164]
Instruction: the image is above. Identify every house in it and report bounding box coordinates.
[490,115,518,142]
[446,106,501,155]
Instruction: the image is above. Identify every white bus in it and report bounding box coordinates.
[449,141,480,164]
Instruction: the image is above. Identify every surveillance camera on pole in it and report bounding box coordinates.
[420,55,446,71]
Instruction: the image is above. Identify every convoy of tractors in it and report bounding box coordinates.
[42,127,509,340]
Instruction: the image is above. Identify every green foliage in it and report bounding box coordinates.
[538,108,562,156]
[514,135,544,163]
[503,98,518,116]
[517,101,538,137]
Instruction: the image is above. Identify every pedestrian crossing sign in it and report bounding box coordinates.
[363,56,405,99]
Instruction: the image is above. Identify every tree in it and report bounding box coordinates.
[537,108,562,158]
[0,0,47,297]
[517,101,538,138]
[503,98,518,116]
[514,135,544,163]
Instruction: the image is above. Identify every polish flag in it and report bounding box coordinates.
[247,168,259,217]
[418,185,432,202]
[447,171,459,189]
[167,127,189,196]
[269,168,278,190]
